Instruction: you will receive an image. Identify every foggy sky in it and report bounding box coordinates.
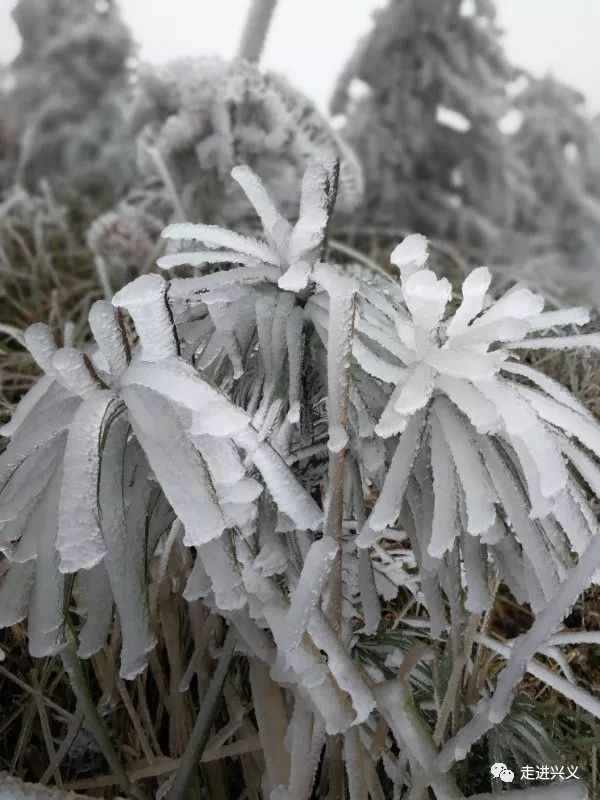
[1,0,599,114]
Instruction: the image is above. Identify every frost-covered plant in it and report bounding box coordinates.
[86,202,163,295]
[347,233,600,619]
[130,56,363,224]
[2,159,600,798]
[513,74,600,272]
[9,0,135,207]
[332,0,528,254]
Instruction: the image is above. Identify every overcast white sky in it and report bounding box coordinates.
[1,0,599,114]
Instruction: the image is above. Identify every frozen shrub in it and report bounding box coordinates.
[2,160,600,798]
[130,56,363,224]
[9,0,135,207]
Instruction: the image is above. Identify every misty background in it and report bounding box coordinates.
[1,0,600,114]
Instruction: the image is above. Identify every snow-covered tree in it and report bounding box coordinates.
[2,160,600,798]
[332,0,525,255]
[9,0,135,207]
[513,74,600,271]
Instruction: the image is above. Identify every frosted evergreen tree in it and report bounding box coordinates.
[9,0,135,207]
[513,74,600,271]
[332,0,525,254]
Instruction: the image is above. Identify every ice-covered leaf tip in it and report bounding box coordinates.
[357,238,600,612]
[157,155,340,293]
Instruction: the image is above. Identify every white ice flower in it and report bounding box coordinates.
[356,243,600,616]
[157,156,339,293]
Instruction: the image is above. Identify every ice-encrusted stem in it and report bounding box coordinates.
[315,266,358,454]
[61,641,144,799]
[436,529,600,773]
[249,658,290,793]
[474,633,600,718]
[372,679,463,800]
[168,626,237,800]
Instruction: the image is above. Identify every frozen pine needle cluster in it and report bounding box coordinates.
[2,157,600,798]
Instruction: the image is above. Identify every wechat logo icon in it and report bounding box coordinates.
[490,763,514,783]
